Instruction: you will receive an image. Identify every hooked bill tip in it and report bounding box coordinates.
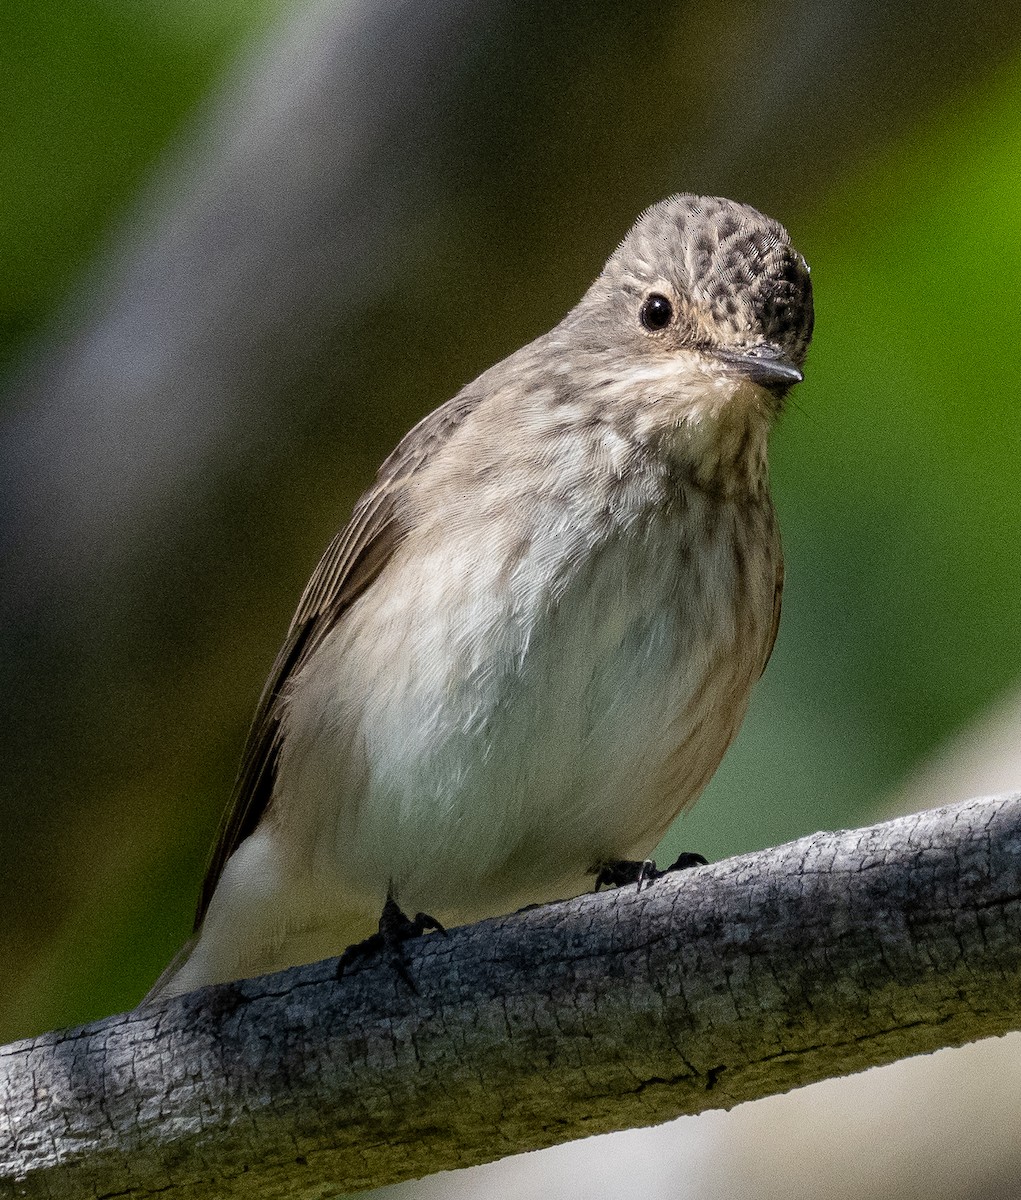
[712,344,804,390]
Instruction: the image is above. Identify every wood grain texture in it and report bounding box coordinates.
[3,794,1020,1198]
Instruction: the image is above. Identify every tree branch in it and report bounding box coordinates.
[3,794,1020,1198]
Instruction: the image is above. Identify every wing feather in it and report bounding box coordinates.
[760,550,784,676]
[194,389,482,926]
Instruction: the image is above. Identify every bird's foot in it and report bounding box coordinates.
[336,896,446,990]
[592,852,708,893]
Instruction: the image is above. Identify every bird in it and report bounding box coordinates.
[147,193,814,1000]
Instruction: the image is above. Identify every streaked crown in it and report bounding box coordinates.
[598,194,814,368]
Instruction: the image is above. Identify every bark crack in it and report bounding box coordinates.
[2,794,1020,1199]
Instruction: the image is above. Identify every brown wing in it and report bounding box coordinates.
[194,389,482,927]
[760,549,784,677]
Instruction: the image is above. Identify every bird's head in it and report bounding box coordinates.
[572,194,814,421]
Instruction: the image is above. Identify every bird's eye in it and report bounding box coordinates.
[639,293,673,331]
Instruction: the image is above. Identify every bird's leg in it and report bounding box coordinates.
[592,852,708,893]
[335,890,446,989]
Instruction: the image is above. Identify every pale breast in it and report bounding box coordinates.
[278,475,779,921]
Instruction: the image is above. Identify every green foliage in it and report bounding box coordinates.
[0,0,281,372]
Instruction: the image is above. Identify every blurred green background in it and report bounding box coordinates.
[3,0,1021,1080]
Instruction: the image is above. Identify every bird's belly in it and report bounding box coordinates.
[281,508,774,920]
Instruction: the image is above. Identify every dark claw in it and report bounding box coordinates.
[593,859,657,891]
[592,852,708,893]
[664,851,709,872]
[336,896,446,990]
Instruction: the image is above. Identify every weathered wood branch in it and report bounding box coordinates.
[2,794,1020,1198]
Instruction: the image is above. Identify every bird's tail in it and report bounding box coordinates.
[139,935,199,1005]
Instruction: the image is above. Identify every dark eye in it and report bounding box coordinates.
[639,292,673,331]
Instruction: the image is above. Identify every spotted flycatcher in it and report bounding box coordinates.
[150,194,814,999]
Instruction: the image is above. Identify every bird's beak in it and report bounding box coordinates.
[713,343,803,390]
